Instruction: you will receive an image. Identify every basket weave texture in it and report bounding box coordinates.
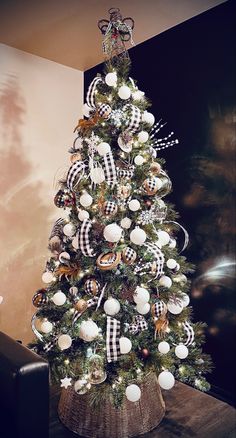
[58,372,165,438]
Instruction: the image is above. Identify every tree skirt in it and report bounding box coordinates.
[58,372,165,438]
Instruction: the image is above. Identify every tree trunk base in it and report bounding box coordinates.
[58,372,165,438]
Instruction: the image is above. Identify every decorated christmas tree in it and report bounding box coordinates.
[31,7,211,421]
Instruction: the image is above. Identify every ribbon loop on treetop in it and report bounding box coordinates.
[98,8,135,59]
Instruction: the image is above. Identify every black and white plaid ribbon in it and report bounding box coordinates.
[116,165,134,179]
[73,296,99,324]
[86,76,102,109]
[79,219,96,257]
[152,300,167,318]
[182,321,195,346]
[43,337,58,352]
[129,315,148,335]
[103,151,117,186]
[103,201,117,215]
[49,218,65,239]
[106,316,121,362]
[144,242,165,279]
[125,104,142,133]
[67,160,86,192]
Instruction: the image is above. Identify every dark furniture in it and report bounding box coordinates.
[0,331,49,438]
[50,382,236,438]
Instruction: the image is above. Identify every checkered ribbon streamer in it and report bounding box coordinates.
[79,219,96,257]
[144,242,165,279]
[129,315,148,335]
[152,300,167,318]
[86,76,102,109]
[182,321,195,346]
[125,104,142,133]
[106,316,121,362]
[104,201,116,215]
[67,160,86,192]
[103,151,117,186]
[116,165,134,179]
[73,296,99,324]
[49,218,65,239]
[43,337,58,352]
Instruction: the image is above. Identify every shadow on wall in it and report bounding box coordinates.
[0,75,52,344]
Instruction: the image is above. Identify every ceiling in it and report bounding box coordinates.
[0,0,226,71]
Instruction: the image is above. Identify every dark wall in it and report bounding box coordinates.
[85,1,236,405]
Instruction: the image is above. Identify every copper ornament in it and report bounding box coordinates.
[74,299,88,313]
[32,289,48,308]
[96,252,121,270]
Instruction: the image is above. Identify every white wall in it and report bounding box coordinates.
[0,43,83,343]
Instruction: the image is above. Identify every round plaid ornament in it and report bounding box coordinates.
[151,300,167,318]
[122,247,137,265]
[102,200,118,216]
[143,177,162,196]
[98,103,112,119]
[32,289,48,308]
[54,189,75,208]
[84,278,100,296]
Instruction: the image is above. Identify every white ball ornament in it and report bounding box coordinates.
[72,233,79,249]
[169,238,177,249]
[158,341,170,354]
[159,276,172,289]
[126,384,141,402]
[132,90,145,101]
[136,302,150,315]
[79,320,99,342]
[40,321,53,334]
[97,142,111,156]
[63,223,76,237]
[58,334,72,350]
[90,167,105,184]
[142,111,155,126]
[167,300,183,315]
[52,291,66,306]
[79,192,93,208]
[158,371,175,390]
[78,210,90,221]
[134,155,144,166]
[83,103,91,118]
[175,344,189,359]
[119,337,132,354]
[181,293,190,307]
[175,263,180,271]
[137,131,149,143]
[128,199,141,212]
[133,286,150,304]
[130,227,146,246]
[42,271,54,284]
[118,85,131,100]
[103,223,122,243]
[157,230,170,246]
[120,217,132,229]
[104,298,120,316]
[166,259,177,269]
[105,72,117,87]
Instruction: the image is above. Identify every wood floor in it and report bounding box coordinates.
[50,382,236,438]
